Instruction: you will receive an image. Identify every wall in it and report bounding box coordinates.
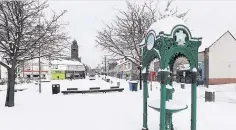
[198,52,204,62]
[209,32,236,84]
[19,59,50,79]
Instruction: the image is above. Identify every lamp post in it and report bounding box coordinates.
[138,17,142,90]
[36,24,42,93]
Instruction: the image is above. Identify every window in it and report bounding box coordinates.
[128,62,131,70]
[72,49,77,52]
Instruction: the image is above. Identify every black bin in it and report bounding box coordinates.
[205,90,215,102]
[52,84,60,94]
[181,84,185,89]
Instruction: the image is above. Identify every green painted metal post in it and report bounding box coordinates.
[142,73,148,130]
[159,71,168,130]
[191,71,197,130]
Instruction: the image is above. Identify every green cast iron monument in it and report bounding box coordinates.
[140,17,202,130]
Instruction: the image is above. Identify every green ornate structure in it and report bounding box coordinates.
[140,17,202,130]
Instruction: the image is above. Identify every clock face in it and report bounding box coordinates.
[146,33,155,50]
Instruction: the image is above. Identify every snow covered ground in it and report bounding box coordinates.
[0,76,236,130]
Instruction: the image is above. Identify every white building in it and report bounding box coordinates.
[0,65,7,79]
[199,31,236,84]
[20,58,50,79]
[50,59,85,80]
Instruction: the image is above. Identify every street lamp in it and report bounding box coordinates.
[138,17,142,90]
[36,24,42,93]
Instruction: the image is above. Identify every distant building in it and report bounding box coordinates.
[50,40,85,80]
[199,31,236,85]
[50,59,85,80]
[117,59,139,80]
[19,58,50,79]
[15,39,86,80]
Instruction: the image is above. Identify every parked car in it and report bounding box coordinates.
[89,74,96,80]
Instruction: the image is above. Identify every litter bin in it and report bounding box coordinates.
[52,84,60,94]
[117,82,120,87]
[129,82,133,91]
[205,89,215,102]
[181,83,185,89]
[129,81,138,91]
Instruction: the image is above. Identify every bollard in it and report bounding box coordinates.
[181,83,185,89]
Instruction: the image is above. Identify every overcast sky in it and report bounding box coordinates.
[46,0,236,68]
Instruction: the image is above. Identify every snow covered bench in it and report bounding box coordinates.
[110,86,119,89]
[14,88,27,92]
[61,88,124,95]
[101,88,124,93]
[67,88,78,91]
[89,87,100,90]
[61,90,83,94]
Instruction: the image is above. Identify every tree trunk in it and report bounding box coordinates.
[5,67,16,107]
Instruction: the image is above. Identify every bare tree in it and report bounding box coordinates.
[0,0,69,107]
[96,0,188,66]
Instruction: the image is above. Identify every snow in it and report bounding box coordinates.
[166,84,173,89]
[192,67,197,72]
[142,67,146,73]
[205,88,215,92]
[149,99,187,110]
[129,80,138,83]
[0,77,236,130]
[51,59,84,66]
[153,48,161,59]
[147,17,201,41]
[158,68,168,72]
[147,17,187,35]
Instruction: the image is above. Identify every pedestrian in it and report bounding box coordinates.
[70,74,73,81]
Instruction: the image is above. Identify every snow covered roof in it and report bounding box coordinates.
[51,59,84,66]
[25,58,49,65]
[147,16,200,39]
[147,17,187,35]
[198,31,236,52]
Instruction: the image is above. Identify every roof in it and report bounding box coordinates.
[51,59,84,66]
[199,31,236,52]
[147,16,190,35]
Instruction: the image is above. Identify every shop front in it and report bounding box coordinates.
[65,70,85,79]
[51,70,65,80]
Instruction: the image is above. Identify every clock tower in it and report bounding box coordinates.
[71,40,79,60]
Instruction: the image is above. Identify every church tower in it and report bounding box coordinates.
[71,40,79,60]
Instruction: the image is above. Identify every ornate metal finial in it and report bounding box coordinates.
[175,30,186,45]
